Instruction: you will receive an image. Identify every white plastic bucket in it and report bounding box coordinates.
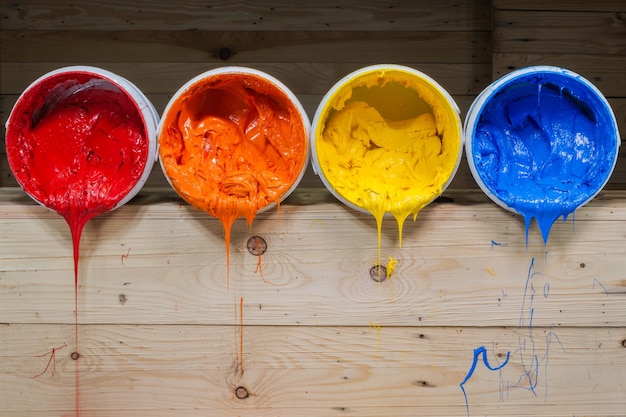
[157,66,310,216]
[465,65,620,242]
[5,65,159,212]
[310,64,464,216]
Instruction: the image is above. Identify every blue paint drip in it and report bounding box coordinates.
[469,68,619,244]
[460,346,510,417]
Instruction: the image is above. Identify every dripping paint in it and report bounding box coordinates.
[5,66,157,415]
[158,67,310,286]
[311,64,463,267]
[466,66,620,244]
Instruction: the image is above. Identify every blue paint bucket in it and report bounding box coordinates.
[465,66,620,243]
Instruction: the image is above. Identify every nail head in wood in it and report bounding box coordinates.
[247,236,267,256]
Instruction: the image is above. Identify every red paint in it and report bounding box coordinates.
[33,343,67,379]
[6,71,151,416]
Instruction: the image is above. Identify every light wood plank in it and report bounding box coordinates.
[1,189,626,327]
[0,324,624,416]
[1,0,492,31]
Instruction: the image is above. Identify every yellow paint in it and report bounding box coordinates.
[315,67,461,259]
[386,256,398,278]
[487,267,496,277]
[369,321,381,356]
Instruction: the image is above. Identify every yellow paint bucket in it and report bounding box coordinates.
[311,64,463,246]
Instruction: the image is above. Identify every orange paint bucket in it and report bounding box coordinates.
[158,67,310,279]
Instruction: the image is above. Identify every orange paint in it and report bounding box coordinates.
[159,68,308,283]
[234,296,244,373]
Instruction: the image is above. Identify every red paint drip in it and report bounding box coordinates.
[6,72,150,416]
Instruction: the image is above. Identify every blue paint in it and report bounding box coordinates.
[460,346,510,417]
[491,239,507,249]
[466,67,619,244]
[508,257,565,401]
[592,278,609,296]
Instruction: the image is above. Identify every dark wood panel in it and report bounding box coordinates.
[0,30,492,64]
[0,62,492,96]
[1,0,492,31]
[494,10,626,55]
[494,0,626,12]
[492,53,626,96]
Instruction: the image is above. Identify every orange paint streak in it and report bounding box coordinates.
[234,297,244,373]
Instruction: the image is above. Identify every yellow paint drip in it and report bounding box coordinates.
[386,256,398,279]
[314,66,461,258]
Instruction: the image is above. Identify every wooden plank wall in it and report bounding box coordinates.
[1,1,626,416]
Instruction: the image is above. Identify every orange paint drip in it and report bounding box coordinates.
[159,70,308,283]
[234,296,244,373]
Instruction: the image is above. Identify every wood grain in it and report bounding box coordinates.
[1,324,625,416]
[1,188,625,328]
[1,0,492,31]
[1,1,626,416]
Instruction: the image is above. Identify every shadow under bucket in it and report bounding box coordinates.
[464,66,621,244]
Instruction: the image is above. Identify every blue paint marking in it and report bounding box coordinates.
[491,240,507,249]
[460,346,510,417]
[592,278,609,296]
[506,257,565,402]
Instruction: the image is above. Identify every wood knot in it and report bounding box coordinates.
[622,339,626,348]
[218,47,233,60]
[247,236,267,256]
[235,386,249,399]
[70,352,80,360]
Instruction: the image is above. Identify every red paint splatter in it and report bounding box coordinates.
[33,343,67,378]
[121,247,131,266]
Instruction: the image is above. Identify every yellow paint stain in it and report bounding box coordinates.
[386,256,398,279]
[309,219,324,228]
[369,321,381,356]
[486,267,496,277]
